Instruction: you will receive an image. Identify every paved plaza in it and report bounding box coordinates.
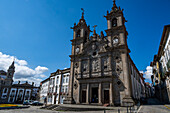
[0,98,170,113]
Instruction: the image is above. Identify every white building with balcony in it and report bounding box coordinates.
[40,78,49,104]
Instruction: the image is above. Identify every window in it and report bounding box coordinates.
[62,86,65,93]
[56,77,59,84]
[55,86,58,93]
[66,76,69,83]
[26,91,29,94]
[76,29,81,37]
[112,18,117,27]
[63,77,66,83]
[65,86,68,93]
[4,88,7,93]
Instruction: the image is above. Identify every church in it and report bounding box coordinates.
[0,61,39,104]
[64,1,143,106]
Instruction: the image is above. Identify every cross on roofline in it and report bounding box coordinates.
[81,8,84,13]
[93,25,97,30]
[113,0,116,4]
[81,8,84,15]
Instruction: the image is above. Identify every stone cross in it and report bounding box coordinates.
[113,0,116,4]
[81,8,84,16]
[93,25,97,30]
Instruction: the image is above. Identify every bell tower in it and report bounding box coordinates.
[5,61,15,86]
[65,9,91,104]
[71,8,91,56]
[104,0,134,106]
[104,0,128,49]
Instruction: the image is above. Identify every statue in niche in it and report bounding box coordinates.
[82,61,88,73]
[103,57,109,71]
[92,59,99,72]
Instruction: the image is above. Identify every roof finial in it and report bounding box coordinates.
[93,25,97,34]
[113,0,116,5]
[113,0,117,6]
[81,8,85,19]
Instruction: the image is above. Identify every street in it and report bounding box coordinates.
[0,98,169,113]
[139,98,170,113]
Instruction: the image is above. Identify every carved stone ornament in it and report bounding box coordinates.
[91,51,98,58]
[92,59,99,72]
[82,61,88,73]
[75,46,80,54]
[75,71,78,78]
[117,80,121,85]
[116,66,122,75]
[113,36,119,46]
[103,57,109,70]
[74,62,79,68]
[74,81,78,89]
[115,56,121,63]
[92,44,97,50]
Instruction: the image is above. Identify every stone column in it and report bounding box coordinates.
[78,60,82,78]
[110,82,113,105]
[108,53,112,71]
[88,58,91,77]
[98,83,102,104]
[121,53,134,106]
[86,83,90,104]
[99,57,102,76]
[77,83,81,104]
[122,53,131,96]
[68,62,74,97]
[87,58,90,78]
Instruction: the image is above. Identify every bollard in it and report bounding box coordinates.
[127,106,128,113]
[104,110,106,113]
[130,106,131,113]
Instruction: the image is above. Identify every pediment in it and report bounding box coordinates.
[82,39,108,57]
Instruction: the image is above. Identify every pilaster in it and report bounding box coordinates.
[86,83,90,104]
[98,83,102,104]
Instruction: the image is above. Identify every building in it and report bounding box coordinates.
[145,82,151,98]
[40,78,49,104]
[46,68,70,105]
[140,73,146,98]
[64,1,143,106]
[150,25,170,103]
[0,61,39,104]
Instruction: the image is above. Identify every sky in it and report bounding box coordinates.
[0,0,170,85]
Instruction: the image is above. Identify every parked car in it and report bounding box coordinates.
[31,101,43,106]
[23,100,34,105]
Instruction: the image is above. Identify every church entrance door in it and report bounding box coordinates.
[104,90,109,104]
[91,88,98,103]
[82,90,86,103]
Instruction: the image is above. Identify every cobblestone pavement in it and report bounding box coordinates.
[0,106,130,113]
[139,98,170,113]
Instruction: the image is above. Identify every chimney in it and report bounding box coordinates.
[32,82,34,86]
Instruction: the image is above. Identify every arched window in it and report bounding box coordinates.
[76,29,81,37]
[112,18,117,27]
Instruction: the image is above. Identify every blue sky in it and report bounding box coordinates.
[0,0,170,84]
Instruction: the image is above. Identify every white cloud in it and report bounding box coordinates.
[35,66,48,74]
[141,66,153,82]
[0,52,48,86]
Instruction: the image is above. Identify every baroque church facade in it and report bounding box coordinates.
[64,1,143,106]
